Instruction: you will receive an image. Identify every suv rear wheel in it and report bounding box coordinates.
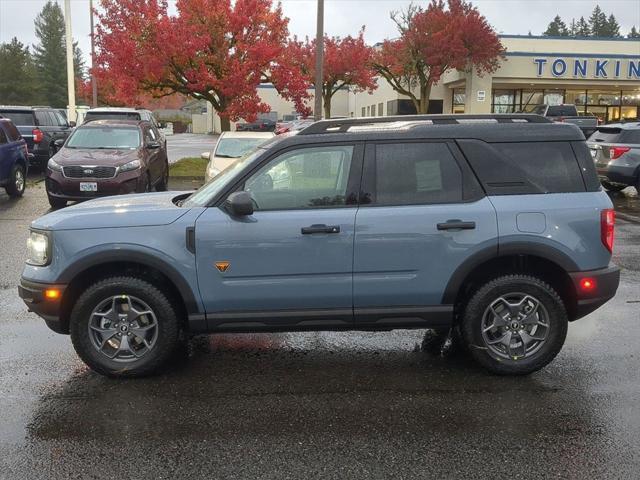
[460,275,568,375]
[69,276,180,377]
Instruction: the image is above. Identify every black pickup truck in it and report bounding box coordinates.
[0,106,74,168]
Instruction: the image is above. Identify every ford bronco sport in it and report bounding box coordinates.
[19,115,620,377]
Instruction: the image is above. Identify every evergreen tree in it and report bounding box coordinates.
[0,38,37,105]
[576,16,591,36]
[543,15,569,36]
[588,5,608,37]
[32,1,84,108]
[605,14,621,37]
[629,26,640,39]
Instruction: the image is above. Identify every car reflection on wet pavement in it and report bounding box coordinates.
[1,183,639,479]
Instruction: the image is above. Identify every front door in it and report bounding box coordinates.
[195,143,363,330]
[353,141,497,326]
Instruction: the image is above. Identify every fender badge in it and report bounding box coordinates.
[215,261,230,273]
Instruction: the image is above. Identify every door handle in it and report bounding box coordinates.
[437,220,476,231]
[301,224,340,234]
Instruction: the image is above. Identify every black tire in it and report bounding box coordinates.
[601,180,626,192]
[5,164,26,198]
[155,162,169,191]
[47,194,66,209]
[70,276,180,378]
[137,172,150,193]
[460,275,568,375]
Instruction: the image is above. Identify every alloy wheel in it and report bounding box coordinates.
[88,295,159,362]
[480,293,550,360]
[15,169,25,192]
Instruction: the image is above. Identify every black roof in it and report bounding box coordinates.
[263,115,584,148]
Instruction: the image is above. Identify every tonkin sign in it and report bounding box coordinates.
[534,58,640,79]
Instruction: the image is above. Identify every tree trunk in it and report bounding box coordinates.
[323,95,332,119]
[417,83,431,114]
[220,116,231,132]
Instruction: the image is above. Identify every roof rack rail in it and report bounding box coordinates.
[298,114,551,135]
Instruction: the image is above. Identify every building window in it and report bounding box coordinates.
[491,89,518,113]
[366,106,370,116]
[452,89,465,113]
[378,103,384,116]
[361,107,365,117]
[371,104,376,116]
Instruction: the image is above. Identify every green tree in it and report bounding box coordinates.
[605,14,621,37]
[588,5,608,37]
[0,38,38,104]
[32,1,84,108]
[568,18,577,36]
[575,16,590,36]
[629,26,640,39]
[543,15,569,36]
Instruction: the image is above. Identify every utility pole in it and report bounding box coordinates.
[313,0,324,121]
[90,0,98,108]
[63,0,76,122]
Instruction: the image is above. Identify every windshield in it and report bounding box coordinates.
[215,137,270,158]
[182,148,264,207]
[66,127,141,149]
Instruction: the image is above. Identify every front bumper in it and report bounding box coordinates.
[18,279,68,334]
[46,169,143,201]
[569,265,620,320]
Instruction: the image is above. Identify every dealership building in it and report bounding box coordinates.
[207,35,640,131]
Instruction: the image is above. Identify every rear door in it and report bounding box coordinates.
[353,141,497,325]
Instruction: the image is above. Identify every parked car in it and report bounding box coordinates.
[84,107,166,147]
[236,118,276,132]
[45,119,169,209]
[201,131,275,182]
[275,121,293,135]
[0,106,74,168]
[0,117,29,198]
[19,114,619,378]
[587,122,640,192]
[532,104,599,137]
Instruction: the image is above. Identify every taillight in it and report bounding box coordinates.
[601,209,615,253]
[32,128,43,143]
[610,146,630,160]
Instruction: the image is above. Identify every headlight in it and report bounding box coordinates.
[27,230,50,266]
[120,159,141,172]
[47,158,62,172]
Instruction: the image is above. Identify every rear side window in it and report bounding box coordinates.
[367,143,463,205]
[621,130,640,144]
[459,140,585,195]
[588,127,622,143]
[35,111,53,126]
[0,111,33,126]
[4,122,21,141]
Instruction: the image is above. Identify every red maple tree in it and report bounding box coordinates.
[94,0,310,130]
[289,30,377,118]
[372,0,505,113]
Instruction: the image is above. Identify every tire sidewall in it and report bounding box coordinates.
[70,277,179,377]
[462,276,568,375]
[6,164,25,197]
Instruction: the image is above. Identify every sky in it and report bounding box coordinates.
[0,0,639,64]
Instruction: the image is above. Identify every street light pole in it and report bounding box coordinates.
[313,0,324,121]
[63,0,76,122]
[90,0,98,108]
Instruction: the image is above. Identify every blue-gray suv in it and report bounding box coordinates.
[19,115,620,377]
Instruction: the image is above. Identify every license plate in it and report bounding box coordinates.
[79,182,98,192]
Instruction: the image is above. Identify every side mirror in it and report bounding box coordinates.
[200,151,210,160]
[146,141,161,149]
[54,139,65,148]
[225,191,254,216]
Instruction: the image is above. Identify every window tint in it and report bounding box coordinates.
[52,111,67,126]
[0,111,33,125]
[0,126,7,144]
[4,122,21,141]
[463,141,585,194]
[546,105,577,116]
[245,145,354,210]
[621,130,640,144]
[369,143,463,205]
[588,127,622,143]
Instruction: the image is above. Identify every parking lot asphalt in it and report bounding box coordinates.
[167,133,218,164]
[0,182,639,479]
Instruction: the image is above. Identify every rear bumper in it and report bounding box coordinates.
[569,265,620,320]
[18,279,68,334]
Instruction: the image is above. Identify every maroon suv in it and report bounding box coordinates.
[45,120,169,209]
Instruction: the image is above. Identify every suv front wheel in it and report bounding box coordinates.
[460,275,568,375]
[70,276,180,377]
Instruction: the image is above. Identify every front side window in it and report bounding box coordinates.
[245,145,354,211]
[66,127,141,149]
[367,143,463,206]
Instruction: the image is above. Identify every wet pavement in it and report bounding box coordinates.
[167,133,218,164]
[1,184,639,479]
